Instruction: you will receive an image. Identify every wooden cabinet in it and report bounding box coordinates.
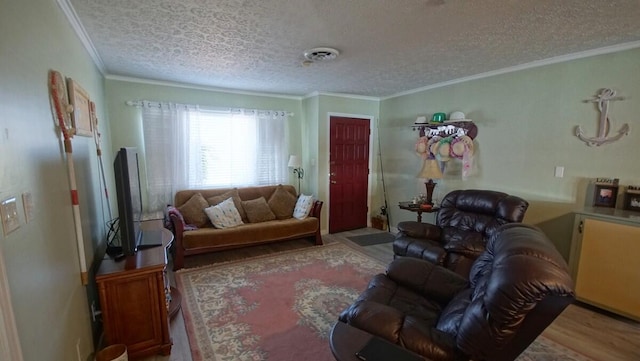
[569,208,640,321]
[96,227,175,359]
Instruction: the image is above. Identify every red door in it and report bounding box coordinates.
[329,116,370,233]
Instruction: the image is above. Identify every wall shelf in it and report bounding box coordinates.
[411,120,477,139]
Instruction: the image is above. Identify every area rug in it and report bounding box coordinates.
[176,243,593,361]
[347,232,395,246]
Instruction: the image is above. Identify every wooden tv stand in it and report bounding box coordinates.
[96,222,179,359]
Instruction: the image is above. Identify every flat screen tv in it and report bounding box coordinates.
[113,147,143,256]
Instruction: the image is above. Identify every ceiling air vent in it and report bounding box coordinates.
[303,47,340,62]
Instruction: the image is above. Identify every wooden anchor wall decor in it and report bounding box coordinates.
[576,88,630,146]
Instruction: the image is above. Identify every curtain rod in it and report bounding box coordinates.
[125,100,294,116]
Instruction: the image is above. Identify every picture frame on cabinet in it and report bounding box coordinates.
[593,184,618,208]
[67,78,92,137]
[623,186,640,211]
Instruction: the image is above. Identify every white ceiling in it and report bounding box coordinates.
[65,0,640,98]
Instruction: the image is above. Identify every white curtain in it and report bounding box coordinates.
[141,101,289,211]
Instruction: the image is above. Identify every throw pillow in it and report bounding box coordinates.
[177,193,209,227]
[293,194,314,220]
[204,197,244,229]
[267,185,297,220]
[207,188,248,222]
[242,197,277,223]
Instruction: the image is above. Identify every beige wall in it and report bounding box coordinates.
[379,47,640,258]
[0,0,108,360]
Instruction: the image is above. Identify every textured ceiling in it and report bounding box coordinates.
[66,0,640,98]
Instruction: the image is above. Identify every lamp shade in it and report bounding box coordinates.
[417,158,443,179]
[288,155,301,168]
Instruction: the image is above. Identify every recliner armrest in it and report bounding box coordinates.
[443,234,486,259]
[397,221,442,241]
[386,258,469,304]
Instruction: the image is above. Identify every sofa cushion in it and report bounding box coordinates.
[182,217,319,250]
[268,185,297,220]
[207,188,248,222]
[177,193,209,227]
[204,197,244,229]
[293,194,314,220]
[242,197,277,223]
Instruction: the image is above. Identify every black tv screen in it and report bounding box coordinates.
[113,147,143,256]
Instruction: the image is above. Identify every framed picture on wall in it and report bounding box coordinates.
[623,186,640,212]
[67,78,92,137]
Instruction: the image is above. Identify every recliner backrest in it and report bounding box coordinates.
[452,224,575,361]
[436,189,529,239]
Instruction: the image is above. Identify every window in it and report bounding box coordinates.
[141,102,288,211]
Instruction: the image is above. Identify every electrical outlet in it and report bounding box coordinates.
[0,197,20,236]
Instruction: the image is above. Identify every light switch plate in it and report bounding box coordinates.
[554,166,564,178]
[1,197,20,236]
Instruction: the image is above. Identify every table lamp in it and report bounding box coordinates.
[417,158,442,205]
[287,155,304,194]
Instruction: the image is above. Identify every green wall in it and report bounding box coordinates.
[104,79,304,210]
[0,0,108,360]
[379,47,640,258]
[105,84,382,233]
[314,94,380,231]
[3,2,637,359]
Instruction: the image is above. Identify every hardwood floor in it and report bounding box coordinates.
[140,228,640,361]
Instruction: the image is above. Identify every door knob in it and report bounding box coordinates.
[330,180,337,184]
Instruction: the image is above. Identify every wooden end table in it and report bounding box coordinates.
[398,202,439,222]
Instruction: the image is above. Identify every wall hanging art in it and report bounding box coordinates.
[576,88,629,146]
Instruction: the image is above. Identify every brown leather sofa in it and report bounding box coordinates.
[338,223,575,361]
[394,189,529,277]
[166,185,322,270]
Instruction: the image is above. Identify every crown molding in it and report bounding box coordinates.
[105,75,303,100]
[383,40,640,100]
[303,91,380,102]
[56,0,106,74]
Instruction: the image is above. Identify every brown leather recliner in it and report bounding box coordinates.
[394,189,529,277]
[338,224,575,361]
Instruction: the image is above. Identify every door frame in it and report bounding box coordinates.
[326,112,376,232]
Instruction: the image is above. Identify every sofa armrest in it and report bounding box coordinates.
[165,206,187,271]
[309,200,323,245]
[386,258,469,304]
[309,200,323,218]
[397,221,442,242]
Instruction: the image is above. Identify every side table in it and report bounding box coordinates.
[398,202,439,222]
